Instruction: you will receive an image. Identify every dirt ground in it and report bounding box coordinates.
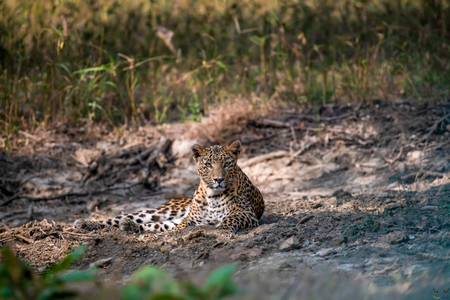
[1,100,450,298]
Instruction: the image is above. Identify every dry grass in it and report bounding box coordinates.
[184,96,270,145]
[1,0,450,141]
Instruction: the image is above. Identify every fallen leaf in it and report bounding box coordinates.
[416,221,426,229]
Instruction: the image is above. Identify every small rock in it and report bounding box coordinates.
[89,257,113,268]
[302,240,310,247]
[332,189,352,199]
[160,244,172,253]
[185,230,205,240]
[230,246,262,261]
[407,151,422,161]
[397,162,406,173]
[279,236,301,252]
[316,248,336,257]
[332,237,347,247]
[376,192,389,198]
[169,247,184,255]
[332,190,352,206]
[124,249,132,256]
[421,206,438,210]
[387,231,409,244]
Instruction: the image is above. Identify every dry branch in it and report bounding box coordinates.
[239,151,290,168]
[0,182,144,207]
[420,113,450,143]
[15,234,34,244]
[147,137,172,169]
[418,155,450,181]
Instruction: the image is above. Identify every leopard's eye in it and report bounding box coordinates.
[205,163,212,168]
[224,162,231,168]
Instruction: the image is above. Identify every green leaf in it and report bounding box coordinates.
[56,63,71,75]
[133,55,175,69]
[58,270,96,283]
[51,25,64,39]
[270,10,280,23]
[204,264,239,298]
[123,266,180,299]
[104,81,118,89]
[42,245,86,280]
[216,61,228,72]
[250,36,262,46]
[73,66,110,75]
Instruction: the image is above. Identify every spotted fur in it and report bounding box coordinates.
[75,140,264,233]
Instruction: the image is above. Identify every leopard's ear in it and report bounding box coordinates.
[228,140,241,158]
[191,144,206,162]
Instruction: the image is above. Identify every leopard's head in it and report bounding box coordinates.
[191,140,241,192]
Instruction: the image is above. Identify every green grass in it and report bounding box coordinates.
[1,0,450,136]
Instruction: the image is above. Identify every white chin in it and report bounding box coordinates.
[213,187,225,191]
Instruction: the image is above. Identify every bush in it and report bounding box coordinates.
[0,245,241,300]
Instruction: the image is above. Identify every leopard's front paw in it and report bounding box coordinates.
[74,219,103,231]
[119,218,141,233]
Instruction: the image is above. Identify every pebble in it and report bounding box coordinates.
[279,236,301,251]
[387,232,409,244]
[160,244,172,253]
[316,248,337,257]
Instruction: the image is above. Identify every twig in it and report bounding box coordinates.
[1,182,143,207]
[239,151,290,168]
[255,117,290,128]
[384,146,404,164]
[0,237,13,243]
[62,231,98,237]
[15,234,34,244]
[0,209,28,219]
[419,155,450,181]
[241,134,279,145]
[421,113,450,143]
[400,171,447,181]
[290,126,298,147]
[320,112,353,122]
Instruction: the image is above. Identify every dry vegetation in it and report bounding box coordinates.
[1,1,450,299]
[2,0,450,142]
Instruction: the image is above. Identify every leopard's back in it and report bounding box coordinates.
[235,166,264,219]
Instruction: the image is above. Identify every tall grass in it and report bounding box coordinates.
[1,0,450,135]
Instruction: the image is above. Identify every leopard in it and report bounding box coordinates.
[74,140,264,234]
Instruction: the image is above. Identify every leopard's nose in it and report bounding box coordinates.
[214,177,224,184]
